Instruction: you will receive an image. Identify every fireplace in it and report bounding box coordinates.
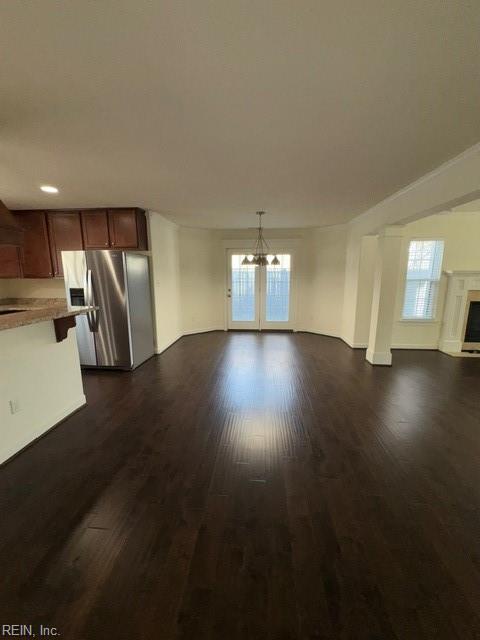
[440,272,480,354]
[462,292,480,351]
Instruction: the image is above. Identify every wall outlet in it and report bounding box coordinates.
[9,399,20,414]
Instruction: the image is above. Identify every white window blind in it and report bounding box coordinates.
[402,240,444,320]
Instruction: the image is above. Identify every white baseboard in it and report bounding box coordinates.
[155,331,442,356]
[1,395,86,465]
[298,331,370,349]
[182,326,224,336]
[391,343,439,350]
[341,337,368,349]
[298,328,341,339]
[439,339,462,353]
[155,327,223,354]
[344,339,438,351]
[366,349,392,366]
[155,332,183,355]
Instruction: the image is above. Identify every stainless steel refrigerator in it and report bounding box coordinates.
[62,250,154,370]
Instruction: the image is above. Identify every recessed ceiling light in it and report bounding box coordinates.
[40,185,59,194]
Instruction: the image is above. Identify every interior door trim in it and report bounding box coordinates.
[226,249,260,330]
[225,248,297,332]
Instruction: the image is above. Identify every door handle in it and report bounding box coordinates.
[88,309,99,332]
[86,269,93,307]
[86,310,94,332]
[84,269,92,331]
[86,269,99,332]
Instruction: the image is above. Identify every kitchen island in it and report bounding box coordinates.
[0,298,94,464]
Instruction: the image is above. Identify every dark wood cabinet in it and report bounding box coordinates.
[1,207,148,279]
[81,210,110,248]
[15,212,53,278]
[47,211,84,277]
[82,209,147,250]
[108,209,136,248]
[0,246,23,278]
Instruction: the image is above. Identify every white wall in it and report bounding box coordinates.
[0,222,351,341]
[341,143,480,349]
[303,226,348,337]
[4,210,478,354]
[0,278,66,299]
[3,144,480,356]
[0,321,85,464]
[391,211,480,349]
[10,209,478,354]
[352,236,377,347]
[350,143,480,237]
[341,233,379,347]
[134,208,480,350]
[217,227,306,331]
[148,212,182,353]
[215,226,349,336]
[179,228,224,334]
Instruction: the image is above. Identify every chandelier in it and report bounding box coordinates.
[241,211,280,266]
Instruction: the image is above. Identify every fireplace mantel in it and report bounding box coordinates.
[439,270,480,354]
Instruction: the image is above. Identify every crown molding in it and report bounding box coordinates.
[352,142,480,226]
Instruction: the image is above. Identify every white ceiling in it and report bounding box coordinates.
[1,1,480,228]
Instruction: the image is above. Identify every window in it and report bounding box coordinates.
[231,254,256,321]
[266,254,291,322]
[402,240,444,320]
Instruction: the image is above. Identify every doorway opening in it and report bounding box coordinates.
[227,252,293,330]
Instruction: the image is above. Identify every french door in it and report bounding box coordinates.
[227,252,294,330]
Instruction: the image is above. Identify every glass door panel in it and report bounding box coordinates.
[262,254,293,329]
[265,254,291,322]
[227,252,293,330]
[228,254,260,329]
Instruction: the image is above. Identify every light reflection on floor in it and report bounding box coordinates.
[217,333,302,470]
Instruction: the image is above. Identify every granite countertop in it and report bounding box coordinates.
[0,298,97,332]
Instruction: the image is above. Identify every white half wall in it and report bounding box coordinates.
[0,322,86,464]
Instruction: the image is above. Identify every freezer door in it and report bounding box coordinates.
[125,253,155,368]
[61,250,97,366]
[86,251,132,368]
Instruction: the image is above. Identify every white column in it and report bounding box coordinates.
[366,226,404,366]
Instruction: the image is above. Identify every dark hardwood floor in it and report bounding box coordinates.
[1,332,480,639]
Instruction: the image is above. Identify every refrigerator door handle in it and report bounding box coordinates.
[62,251,97,367]
[90,308,99,332]
[86,269,93,306]
[85,269,93,331]
[85,269,98,332]
[87,308,96,332]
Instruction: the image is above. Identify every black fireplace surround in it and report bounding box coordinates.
[464,301,480,343]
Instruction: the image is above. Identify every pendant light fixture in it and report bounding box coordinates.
[241,211,280,266]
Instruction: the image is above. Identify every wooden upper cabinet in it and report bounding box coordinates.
[3,207,148,279]
[82,209,147,249]
[14,211,53,278]
[107,208,147,249]
[47,211,84,277]
[81,210,110,248]
[0,246,23,278]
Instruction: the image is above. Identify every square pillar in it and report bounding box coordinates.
[366,226,404,365]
